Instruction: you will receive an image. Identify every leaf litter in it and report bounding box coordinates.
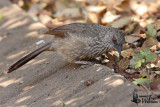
[10,0,160,98]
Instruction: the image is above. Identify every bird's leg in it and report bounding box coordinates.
[74,59,102,69]
[74,60,94,65]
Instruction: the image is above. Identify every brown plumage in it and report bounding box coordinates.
[8,23,125,73]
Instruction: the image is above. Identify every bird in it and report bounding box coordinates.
[8,23,125,73]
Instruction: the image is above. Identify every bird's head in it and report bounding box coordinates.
[105,28,125,57]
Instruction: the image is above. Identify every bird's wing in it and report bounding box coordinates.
[44,23,103,38]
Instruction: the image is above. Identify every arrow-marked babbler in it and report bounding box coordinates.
[8,23,125,73]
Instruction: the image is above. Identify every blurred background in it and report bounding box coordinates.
[9,0,160,29]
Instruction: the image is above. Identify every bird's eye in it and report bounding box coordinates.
[112,36,117,41]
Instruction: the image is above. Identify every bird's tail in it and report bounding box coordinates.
[8,42,52,73]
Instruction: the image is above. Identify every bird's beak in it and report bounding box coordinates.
[116,45,122,57]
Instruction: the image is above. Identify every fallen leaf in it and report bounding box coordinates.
[117,58,130,69]
[142,37,159,48]
[55,0,69,11]
[45,62,49,64]
[28,4,41,16]
[113,63,140,78]
[102,0,125,9]
[152,71,160,75]
[86,6,106,15]
[133,78,153,85]
[129,0,148,16]
[125,35,140,44]
[155,21,160,30]
[84,80,94,86]
[39,14,52,24]
[121,48,135,58]
[145,23,157,37]
[0,14,3,20]
[126,22,138,34]
[140,73,147,78]
[126,69,138,74]
[101,11,120,24]
[85,0,99,6]
[156,60,160,67]
[56,7,84,21]
[88,12,100,23]
[111,16,131,28]
[105,52,117,69]
[150,45,157,51]
[150,77,160,97]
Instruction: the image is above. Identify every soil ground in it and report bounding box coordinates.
[0,0,159,107]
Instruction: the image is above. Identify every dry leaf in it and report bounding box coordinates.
[126,69,138,74]
[129,0,148,16]
[39,14,51,24]
[86,6,106,14]
[28,4,41,16]
[150,45,157,51]
[88,12,100,23]
[84,80,94,86]
[118,58,130,69]
[101,11,120,24]
[56,8,83,21]
[105,53,117,69]
[102,0,125,9]
[85,0,99,5]
[150,77,160,97]
[155,56,160,67]
[111,16,131,28]
[155,21,160,30]
[125,35,140,44]
[126,22,138,34]
[55,0,69,11]
[121,48,135,58]
[142,37,159,48]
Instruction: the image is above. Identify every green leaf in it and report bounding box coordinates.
[146,53,156,62]
[139,50,144,55]
[0,14,3,20]
[141,59,145,63]
[127,22,138,34]
[145,23,157,37]
[134,60,142,68]
[132,47,156,68]
[135,53,144,59]
[134,59,145,68]
[39,3,47,9]
[152,71,160,75]
[133,78,153,85]
[140,73,147,77]
[62,103,65,107]
[144,48,150,54]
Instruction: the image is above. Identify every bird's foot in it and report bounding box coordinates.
[74,61,94,69]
